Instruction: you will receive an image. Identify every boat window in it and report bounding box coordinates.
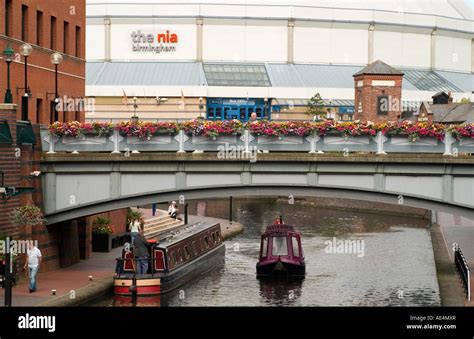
[271,236,288,256]
[184,246,191,259]
[192,241,198,255]
[212,232,217,243]
[216,231,221,242]
[171,252,177,265]
[261,237,268,257]
[177,249,183,263]
[292,237,300,257]
[204,236,209,248]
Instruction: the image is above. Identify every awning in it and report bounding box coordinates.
[16,121,36,145]
[0,121,13,144]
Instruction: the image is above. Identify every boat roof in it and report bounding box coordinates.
[263,224,296,235]
[154,221,220,249]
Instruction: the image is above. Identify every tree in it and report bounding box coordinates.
[459,97,471,104]
[306,93,327,121]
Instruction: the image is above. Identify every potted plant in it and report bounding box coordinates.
[92,217,114,252]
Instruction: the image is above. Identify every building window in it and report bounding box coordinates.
[377,95,389,115]
[21,5,29,41]
[75,26,81,57]
[5,0,12,36]
[63,21,69,54]
[36,99,43,124]
[50,16,57,50]
[36,11,43,46]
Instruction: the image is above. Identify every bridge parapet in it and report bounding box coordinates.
[40,128,474,156]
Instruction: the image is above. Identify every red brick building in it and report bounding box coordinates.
[0,0,86,272]
[353,60,404,122]
[0,0,85,124]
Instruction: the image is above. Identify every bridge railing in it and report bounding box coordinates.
[40,128,474,155]
[453,243,471,301]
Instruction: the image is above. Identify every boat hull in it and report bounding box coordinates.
[256,260,305,277]
[114,243,225,296]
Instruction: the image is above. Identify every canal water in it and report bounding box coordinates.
[91,198,440,307]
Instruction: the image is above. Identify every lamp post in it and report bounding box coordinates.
[20,43,33,121]
[2,45,15,104]
[199,97,204,118]
[50,52,63,122]
[131,97,139,123]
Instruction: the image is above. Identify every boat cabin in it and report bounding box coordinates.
[118,222,223,275]
[259,224,303,261]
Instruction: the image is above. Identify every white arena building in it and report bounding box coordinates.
[85,0,473,122]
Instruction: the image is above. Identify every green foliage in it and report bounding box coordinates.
[92,217,114,234]
[126,208,145,228]
[306,93,327,121]
[459,97,471,104]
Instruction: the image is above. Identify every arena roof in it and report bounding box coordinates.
[87,0,473,21]
[86,61,471,94]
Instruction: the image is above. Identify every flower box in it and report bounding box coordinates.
[92,233,112,252]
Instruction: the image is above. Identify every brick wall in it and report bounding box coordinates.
[354,74,403,122]
[0,0,85,124]
[0,104,60,271]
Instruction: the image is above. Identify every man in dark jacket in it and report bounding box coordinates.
[133,229,150,274]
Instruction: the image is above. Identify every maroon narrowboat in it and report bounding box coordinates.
[114,222,225,297]
[256,224,305,277]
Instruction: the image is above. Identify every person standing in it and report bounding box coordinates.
[24,242,42,293]
[133,229,150,274]
[152,203,157,216]
[129,219,140,245]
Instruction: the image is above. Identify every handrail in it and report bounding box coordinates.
[453,243,471,301]
[41,128,474,156]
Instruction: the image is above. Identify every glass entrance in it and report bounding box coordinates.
[206,98,269,121]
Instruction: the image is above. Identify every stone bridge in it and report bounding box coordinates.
[40,153,474,224]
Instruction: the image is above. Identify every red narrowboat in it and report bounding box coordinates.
[114,221,225,297]
[256,223,305,277]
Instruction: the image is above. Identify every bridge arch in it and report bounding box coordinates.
[44,185,474,225]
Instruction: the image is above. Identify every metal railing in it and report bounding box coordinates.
[41,128,474,155]
[453,243,471,301]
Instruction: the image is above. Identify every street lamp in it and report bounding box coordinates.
[50,52,63,122]
[2,44,15,104]
[20,43,33,121]
[199,97,204,118]
[131,97,139,123]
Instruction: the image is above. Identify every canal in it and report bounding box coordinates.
[91,198,441,306]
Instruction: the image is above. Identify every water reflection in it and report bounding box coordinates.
[258,277,304,306]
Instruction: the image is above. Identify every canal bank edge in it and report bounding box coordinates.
[430,222,466,306]
[36,217,244,306]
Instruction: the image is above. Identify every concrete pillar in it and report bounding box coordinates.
[196,17,203,62]
[430,28,437,70]
[368,23,375,64]
[58,220,81,267]
[471,39,474,73]
[104,18,111,61]
[287,20,295,64]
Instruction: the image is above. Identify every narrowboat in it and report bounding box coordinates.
[256,223,305,277]
[114,221,225,297]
